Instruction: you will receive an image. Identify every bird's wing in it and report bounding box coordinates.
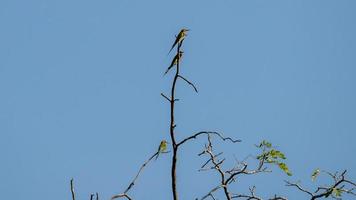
[168,36,180,54]
[164,56,178,75]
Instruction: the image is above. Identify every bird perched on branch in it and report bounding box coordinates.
[168,28,189,54]
[155,140,168,160]
[164,51,183,75]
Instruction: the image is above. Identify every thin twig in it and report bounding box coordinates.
[204,135,231,200]
[111,151,159,199]
[200,152,223,169]
[269,196,288,200]
[111,194,133,200]
[124,152,158,193]
[178,131,241,147]
[177,75,198,93]
[200,185,222,200]
[161,93,171,102]
[232,186,262,200]
[285,181,313,197]
[232,186,288,200]
[70,178,76,200]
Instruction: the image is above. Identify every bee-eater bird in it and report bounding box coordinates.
[155,140,168,160]
[164,51,183,75]
[168,28,189,54]
[311,168,320,181]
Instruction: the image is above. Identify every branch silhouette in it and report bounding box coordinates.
[111,150,168,200]
[70,179,76,200]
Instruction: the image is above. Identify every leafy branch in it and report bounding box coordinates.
[286,170,356,199]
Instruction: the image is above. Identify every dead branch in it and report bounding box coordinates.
[200,135,232,200]
[111,194,133,200]
[178,131,241,147]
[231,186,287,200]
[232,186,262,200]
[70,178,76,200]
[200,185,222,200]
[161,93,171,102]
[285,170,356,199]
[177,75,198,93]
[111,151,159,200]
[198,134,271,200]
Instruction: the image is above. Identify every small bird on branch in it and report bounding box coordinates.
[168,28,189,54]
[155,140,168,160]
[164,51,183,75]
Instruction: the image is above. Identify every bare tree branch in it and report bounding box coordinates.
[231,186,287,200]
[70,178,76,200]
[285,181,313,197]
[199,135,232,200]
[111,151,160,200]
[177,75,198,93]
[161,93,171,102]
[268,195,288,200]
[178,131,241,147]
[198,135,273,200]
[167,38,184,200]
[200,185,222,200]
[232,186,262,200]
[111,194,133,200]
[199,152,224,170]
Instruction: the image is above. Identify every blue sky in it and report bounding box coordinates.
[1,0,355,199]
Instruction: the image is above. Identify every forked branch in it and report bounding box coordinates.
[178,131,241,147]
[111,151,160,200]
[231,186,287,200]
[198,135,271,200]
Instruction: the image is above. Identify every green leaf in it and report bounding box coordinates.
[278,162,292,176]
[258,140,272,148]
[262,140,272,148]
[332,188,342,197]
[256,153,265,160]
[311,168,320,181]
[270,150,286,159]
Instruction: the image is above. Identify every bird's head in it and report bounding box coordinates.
[181,28,190,36]
[182,28,190,32]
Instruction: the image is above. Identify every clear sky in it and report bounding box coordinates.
[1,0,355,199]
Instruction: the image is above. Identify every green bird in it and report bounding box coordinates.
[164,51,183,75]
[155,140,168,160]
[168,28,189,54]
[311,168,320,181]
